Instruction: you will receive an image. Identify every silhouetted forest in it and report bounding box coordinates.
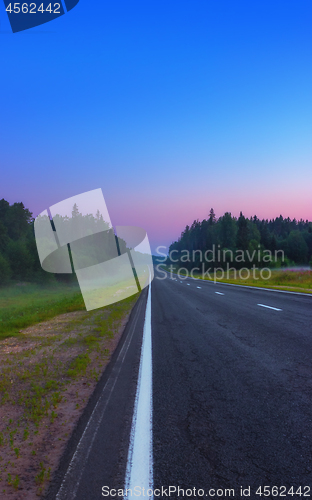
[0,199,125,285]
[1,200,311,285]
[0,199,49,284]
[168,209,312,269]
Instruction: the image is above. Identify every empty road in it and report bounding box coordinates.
[47,268,312,499]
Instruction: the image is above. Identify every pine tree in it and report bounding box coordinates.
[208,208,216,225]
[236,212,249,250]
[72,203,79,218]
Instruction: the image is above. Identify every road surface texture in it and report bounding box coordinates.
[47,268,312,499]
[153,271,312,496]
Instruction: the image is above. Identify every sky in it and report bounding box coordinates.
[1,0,311,252]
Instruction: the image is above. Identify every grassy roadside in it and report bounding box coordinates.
[0,282,85,340]
[159,264,312,294]
[0,283,140,498]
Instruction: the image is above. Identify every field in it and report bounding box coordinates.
[0,281,140,498]
[0,282,85,340]
[160,265,312,293]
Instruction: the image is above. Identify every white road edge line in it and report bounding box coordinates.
[55,298,144,500]
[124,282,153,497]
[257,304,282,311]
[164,270,311,297]
[197,286,201,289]
[215,292,224,295]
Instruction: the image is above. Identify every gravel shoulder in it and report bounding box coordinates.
[0,293,139,499]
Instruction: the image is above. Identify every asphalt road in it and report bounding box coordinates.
[152,271,312,496]
[47,268,312,499]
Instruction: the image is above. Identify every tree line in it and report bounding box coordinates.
[168,209,312,269]
[0,199,124,285]
[0,199,48,284]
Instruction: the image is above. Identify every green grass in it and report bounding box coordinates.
[0,290,140,496]
[0,282,85,339]
[67,353,91,378]
[162,265,312,293]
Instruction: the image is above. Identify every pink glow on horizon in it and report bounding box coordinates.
[109,194,312,252]
[9,184,311,254]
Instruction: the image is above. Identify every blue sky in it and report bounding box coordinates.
[1,0,311,251]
